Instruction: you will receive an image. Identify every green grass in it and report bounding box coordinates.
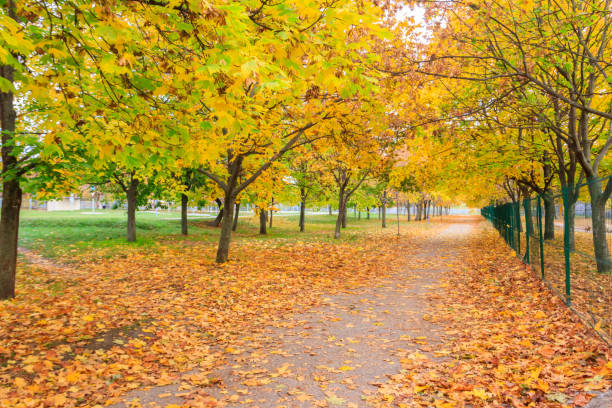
[19,210,215,259]
[18,209,423,260]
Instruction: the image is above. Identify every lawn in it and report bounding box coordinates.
[18,209,422,260]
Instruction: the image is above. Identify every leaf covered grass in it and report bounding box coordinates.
[2,212,430,407]
[375,223,611,407]
[18,210,406,260]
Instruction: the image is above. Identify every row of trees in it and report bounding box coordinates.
[0,0,456,299]
[375,0,611,273]
[12,0,600,300]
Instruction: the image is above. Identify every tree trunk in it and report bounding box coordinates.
[416,203,422,221]
[328,205,332,215]
[378,206,381,219]
[564,184,581,251]
[366,207,370,219]
[543,193,555,240]
[0,34,20,299]
[232,202,240,232]
[181,193,188,235]
[299,189,306,232]
[520,186,536,238]
[407,201,411,221]
[358,210,361,220]
[381,191,387,228]
[213,198,223,227]
[335,189,345,239]
[0,180,21,299]
[588,178,611,273]
[259,208,267,234]
[269,198,274,228]
[341,207,347,228]
[216,192,235,263]
[126,179,139,242]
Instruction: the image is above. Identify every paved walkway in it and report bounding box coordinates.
[111,220,475,407]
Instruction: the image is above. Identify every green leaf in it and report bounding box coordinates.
[326,395,347,406]
[546,392,568,403]
[276,31,290,40]
[0,76,14,93]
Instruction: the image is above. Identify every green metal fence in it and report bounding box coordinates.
[482,176,612,345]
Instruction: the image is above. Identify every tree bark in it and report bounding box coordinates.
[216,192,235,263]
[381,191,387,228]
[543,192,555,240]
[541,154,555,239]
[299,188,306,232]
[213,198,223,227]
[366,207,370,219]
[334,188,345,239]
[214,155,245,264]
[588,178,611,273]
[0,179,21,299]
[341,207,347,228]
[564,182,582,251]
[126,178,139,242]
[259,208,267,234]
[328,205,332,215]
[0,25,20,299]
[181,193,188,235]
[269,197,274,228]
[232,202,240,232]
[407,201,411,221]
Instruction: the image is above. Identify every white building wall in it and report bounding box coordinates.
[47,196,81,211]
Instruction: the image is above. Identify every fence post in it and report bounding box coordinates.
[523,199,530,264]
[511,204,516,251]
[537,196,545,279]
[562,187,571,305]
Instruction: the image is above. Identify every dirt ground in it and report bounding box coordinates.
[110,220,475,407]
